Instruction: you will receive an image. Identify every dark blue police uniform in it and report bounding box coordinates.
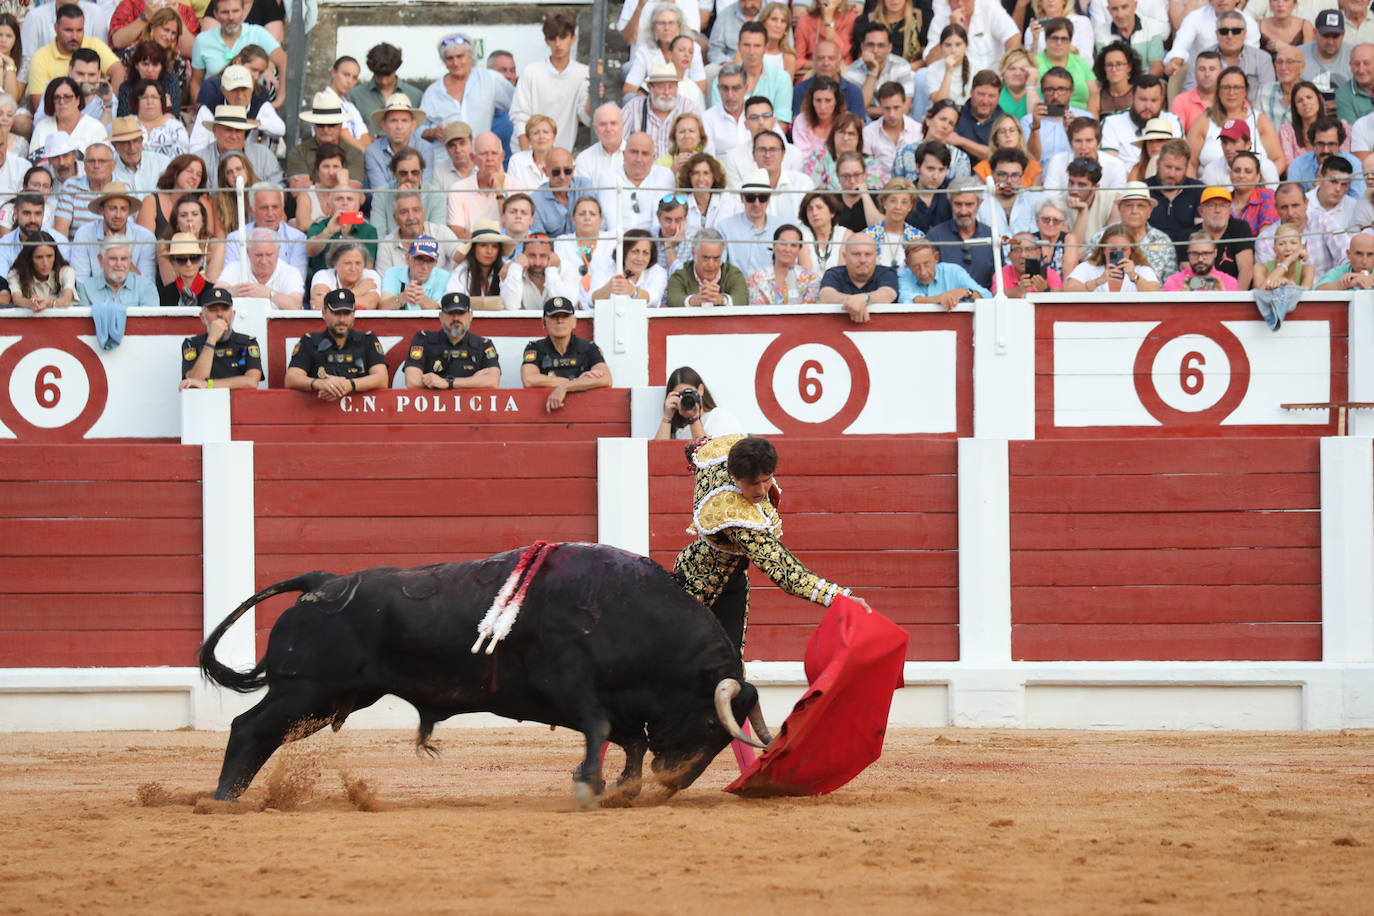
[403,329,500,381]
[181,331,263,379]
[522,335,606,380]
[288,329,388,379]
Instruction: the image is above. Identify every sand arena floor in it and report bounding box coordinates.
[1,726,1373,914]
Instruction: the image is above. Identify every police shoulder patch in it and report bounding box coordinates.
[248,345,260,358]
[183,348,196,361]
[484,347,497,358]
[291,342,300,356]
[410,346,424,360]
[373,339,385,354]
[523,350,537,362]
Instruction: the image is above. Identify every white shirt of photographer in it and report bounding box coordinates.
[500,261,573,310]
[671,404,745,439]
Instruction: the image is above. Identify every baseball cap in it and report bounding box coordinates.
[221,65,253,92]
[543,296,575,316]
[443,121,473,144]
[440,292,472,313]
[323,288,357,312]
[1219,118,1251,141]
[1200,186,1232,204]
[408,234,439,259]
[1316,9,1344,33]
[204,287,233,307]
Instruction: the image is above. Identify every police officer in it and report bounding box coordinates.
[520,295,613,411]
[284,288,391,401]
[402,292,501,390]
[178,287,264,390]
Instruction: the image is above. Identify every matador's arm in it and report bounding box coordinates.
[729,527,849,606]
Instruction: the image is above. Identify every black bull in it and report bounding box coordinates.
[199,543,767,804]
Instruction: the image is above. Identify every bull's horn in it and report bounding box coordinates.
[747,703,773,746]
[714,679,767,749]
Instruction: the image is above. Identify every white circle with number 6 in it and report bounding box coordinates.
[1150,333,1230,413]
[8,348,90,429]
[772,343,853,424]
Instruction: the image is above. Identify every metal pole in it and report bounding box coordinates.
[282,0,309,147]
[236,175,250,285]
[588,0,609,110]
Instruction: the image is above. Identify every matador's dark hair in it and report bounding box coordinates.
[728,436,778,481]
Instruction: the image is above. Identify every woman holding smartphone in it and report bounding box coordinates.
[1064,226,1160,292]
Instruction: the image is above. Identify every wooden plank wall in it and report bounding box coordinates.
[251,442,600,655]
[647,438,960,662]
[1009,439,1322,661]
[0,444,204,666]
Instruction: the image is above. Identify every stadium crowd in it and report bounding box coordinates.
[0,0,1371,330]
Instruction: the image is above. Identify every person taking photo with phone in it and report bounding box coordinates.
[1000,230,1062,293]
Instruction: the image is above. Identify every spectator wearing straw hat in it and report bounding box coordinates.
[1086,180,1178,281]
[70,180,157,281]
[109,115,169,201]
[190,103,281,186]
[287,91,365,186]
[162,233,218,307]
[365,92,434,192]
[622,62,701,159]
[403,291,501,389]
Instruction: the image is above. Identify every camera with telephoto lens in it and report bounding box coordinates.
[678,387,699,412]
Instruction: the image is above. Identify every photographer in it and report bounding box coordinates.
[653,366,742,440]
[1000,231,1062,294]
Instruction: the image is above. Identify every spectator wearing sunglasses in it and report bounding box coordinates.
[925,176,996,290]
[1179,11,1273,102]
[716,168,785,278]
[161,233,218,308]
[530,147,596,238]
[1165,0,1260,82]
[655,193,691,274]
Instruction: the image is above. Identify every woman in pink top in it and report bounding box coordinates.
[791,76,846,155]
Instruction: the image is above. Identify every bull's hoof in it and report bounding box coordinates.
[572,779,601,809]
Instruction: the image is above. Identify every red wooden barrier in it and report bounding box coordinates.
[1008,438,1322,661]
[251,441,600,654]
[230,388,631,442]
[648,437,960,662]
[0,444,203,666]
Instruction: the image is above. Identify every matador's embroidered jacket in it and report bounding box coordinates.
[672,434,849,610]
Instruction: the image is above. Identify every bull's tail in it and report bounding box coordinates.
[198,572,334,693]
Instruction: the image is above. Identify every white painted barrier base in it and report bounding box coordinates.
[5,662,1374,732]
